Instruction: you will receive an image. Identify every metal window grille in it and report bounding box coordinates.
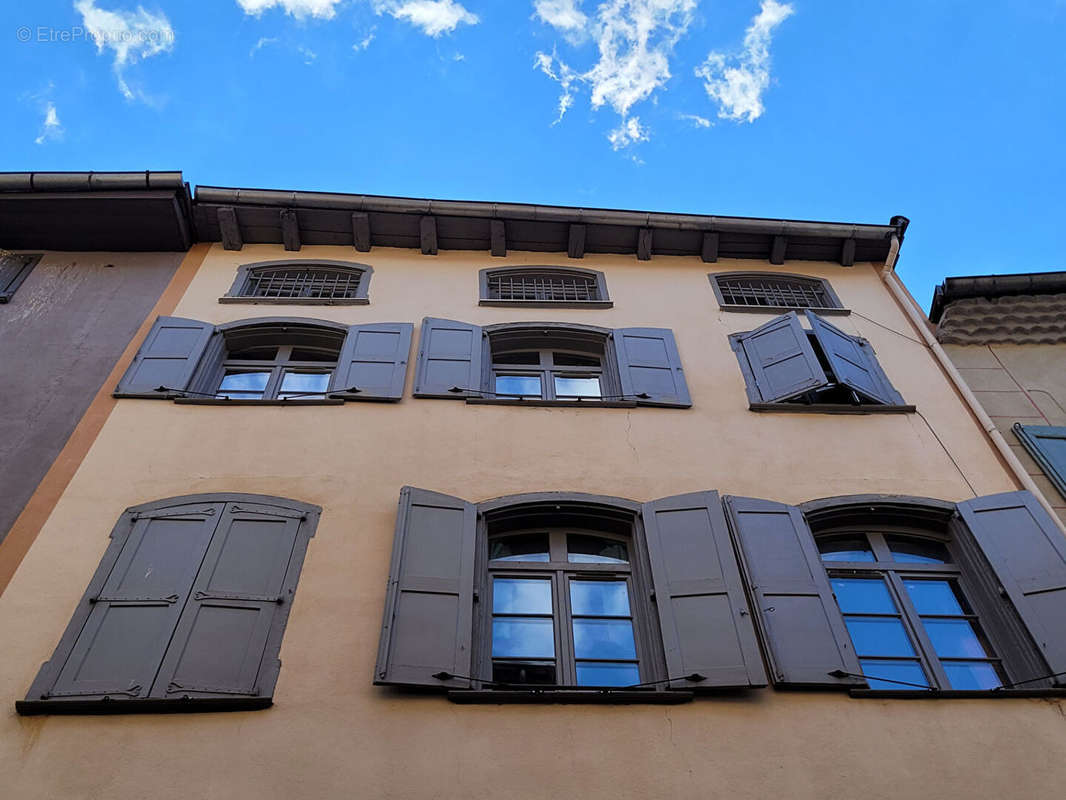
[244,268,362,300]
[488,272,600,302]
[716,276,835,309]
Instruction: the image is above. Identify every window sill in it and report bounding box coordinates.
[173,398,345,406]
[748,403,916,415]
[849,688,1066,700]
[15,697,273,715]
[466,398,638,408]
[718,304,850,316]
[218,297,369,305]
[447,689,693,705]
[479,299,613,309]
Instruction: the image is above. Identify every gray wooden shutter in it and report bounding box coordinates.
[641,491,767,688]
[957,491,1066,684]
[329,322,413,401]
[114,316,215,398]
[375,487,477,688]
[805,311,904,405]
[149,501,314,701]
[614,328,692,407]
[412,318,484,399]
[0,253,37,301]
[734,312,827,402]
[724,496,863,687]
[21,503,224,709]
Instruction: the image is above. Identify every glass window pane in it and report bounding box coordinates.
[576,663,640,687]
[818,536,875,562]
[859,659,929,690]
[492,661,555,685]
[492,618,555,658]
[843,617,917,657]
[218,371,271,398]
[279,371,331,397]
[570,580,631,616]
[553,376,602,398]
[903,580,966,616]
[567,534,628,564]
[923,619,990,659]
[572,619,637,660]
[493,578,552,614]
[886,536,950,564]
[495,374,542,398]
[944,662,1002,691]
[831,578,897,614]
[489,533,550,562]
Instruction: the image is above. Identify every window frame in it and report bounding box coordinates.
[479,266,612,308]
[221,260,372,305]
[0,252,43,303]
[217,344,338,401]
[709,271,847,315]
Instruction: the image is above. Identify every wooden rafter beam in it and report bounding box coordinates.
[637,228,653,261]
[701,232,719,263]
[770,235,787,265]
[218,206,243,251]
[490,220,506,257]
[280,209,301,251]
[351,212,371,252]
[840,238,856,267]
[420,216,438,255]
[568,223,586,259]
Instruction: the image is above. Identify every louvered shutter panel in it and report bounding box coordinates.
[725,496,862,687]
[957,491,1066,684]
[804,311,903,405]
[114,316,215,398]
[734,312,827,402]
[613,328,692,407]
[20,503,223,711]
[641,491,767,689]
[149,501,314,701]
[329,322,413,401]
[375,487,477,688]
[412,318,484,399]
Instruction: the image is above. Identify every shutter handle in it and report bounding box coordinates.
[739,609,748,616]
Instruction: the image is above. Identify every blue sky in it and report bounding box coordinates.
[3,0,1065,309]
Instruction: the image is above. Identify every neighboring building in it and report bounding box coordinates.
[930,272,1066,526]
[1,174,1065,799]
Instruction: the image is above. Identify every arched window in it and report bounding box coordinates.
[223,260,371,304]
[488,324,612,401]
[710,271,844,313]
[479,266,611,307]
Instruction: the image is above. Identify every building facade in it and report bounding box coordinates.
[1,177,1065,799]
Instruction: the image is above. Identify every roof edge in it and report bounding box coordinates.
[929,270,1066,323]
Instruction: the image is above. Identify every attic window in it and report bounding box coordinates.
[711,273,846,314]
[222,261,371,305]
[479,267,611,308]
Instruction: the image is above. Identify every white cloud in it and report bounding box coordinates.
[74,0,175,101]
[35,103,64,145]
[236,0,344,19]
[679,111,711,128]
[373,0,479,37]
[298,45,318,63]
[352,28,376,50]
[607,116,648,149]
[250,36,279,56]
[534,0,587,41]
[696,0,794,123]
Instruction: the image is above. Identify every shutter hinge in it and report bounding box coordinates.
[472,590,480,603]
[91,593,179,604]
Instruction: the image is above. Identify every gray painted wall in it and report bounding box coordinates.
[0,252,181,543]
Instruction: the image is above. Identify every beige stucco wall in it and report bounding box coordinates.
[2,244,1061,800]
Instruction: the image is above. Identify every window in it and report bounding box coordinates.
[222,260,371,305]
[710,272,845,314]
[730,310,909,411]
[413,318,691,408]
[0,252,42,303]
[1014,424,1066,501]
[479,267,611,308]
[17,493,319,715]
[114,315,413,403]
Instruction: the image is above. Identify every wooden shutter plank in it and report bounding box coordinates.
[614,327,691,408]
[113,316,215,399]
[329,322,413,401]
[412,317,484,399]
[804,310,901,405]
[735,312,827,403]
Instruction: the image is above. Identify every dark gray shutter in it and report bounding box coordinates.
[613,328,691,407]
[114,316,215,398]
[150,501,313,700]
[412,318,484,399]
[0,253,38,301]
[805,311,904,405]
[724,496,862,687]
[1014,425,1066,500]
[734,312,827,402]
[329,322,413,401]
[641,491,767,688]
[957,491,1066,684]
[21,503,223,708]
[375,487,477,688]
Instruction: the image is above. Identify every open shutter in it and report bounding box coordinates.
[412,318,484,399]
[734,312,827,402]
[641,491,766,689]
[957,491,1066,684]
[149,501,314,702]
[329,322,413,401]
[805,311,904,405]
[725,496,862,687]
[0,253,38,301]
[114,316,214,398]
[614,328,691,407]
[19,503,223,712]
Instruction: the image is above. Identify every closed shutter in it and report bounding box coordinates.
[805,311,903,405]
[734,312,827,403]
[114,316,215,398]
[957,491,1066,685]
[21,503,223,708]
[412,318,484,399]
[375,487,477,688]
[614,328,691,407]
[725,496,862,687]
[641,491,767,688]
[150,501,314,701]
[329,322,413,401]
